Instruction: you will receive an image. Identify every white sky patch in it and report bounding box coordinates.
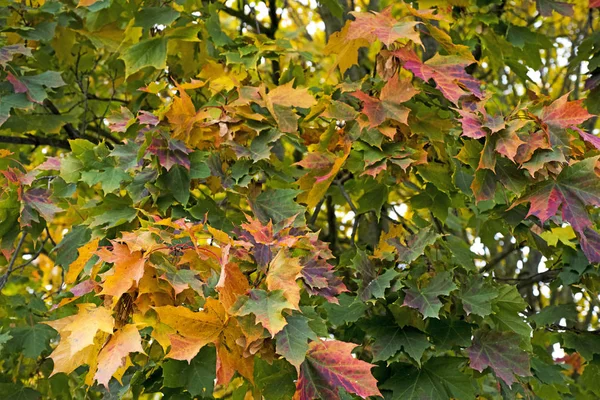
[538,256,548,273]
[470,237,486,256]
[394,203,408,217]
[306,21,325,36]
[552,342,565,359]
[341,210,355,225]
[555,37,571,68]
[527,68,543,86]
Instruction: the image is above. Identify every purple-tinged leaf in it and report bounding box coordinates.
[468,330,531,386]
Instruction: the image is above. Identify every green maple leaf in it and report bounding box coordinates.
[460,278,498,317]
[487,285,531,339]
[403,272,457,319]
[359,268,399,301]
[121,37,168,77]
[162,346,216,397]
[322,293,368,326]
[254,358,296,399]
[232,289,294,336]
[251,189,305,225]
[9,323,56,359]
[427,318,472,351]
[390,227,441,264]
[382,356,475,400]
[368,318,430,364]
[275,313,318,368]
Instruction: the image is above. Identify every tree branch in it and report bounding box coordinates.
[0,232,27,291]
[545,323,600,335]
[481,242,522,273]
[219,3,269,34]
[0,135,70,150]
[43,99,80,139]
[86,94,129,104]
[494,269,560,288]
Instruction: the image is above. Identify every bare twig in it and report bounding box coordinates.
[0,135,70,149]
[481,242,522,273]
[0,232,28,291]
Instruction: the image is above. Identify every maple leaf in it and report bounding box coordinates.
[393,47,483,104]
[456,109,486,139]
[403,272,457,318]
[146,137,191,171]
[106,106,134,133]
[294,340,382,400]
[95,324,144,388]
[495,119,528,162]
[275,313,317,369]
[21,188,62,225]
[165,81,202,141]
[240,214,275,245]
[216,261,250,311]
[347,7,422,47]
[65,238,99,284]
[297,141,351,209]
[368,319,430,364]
[154,298,225,362]
[389,227,440,264]
[459,278,499,317]
[0,44,31,67]
[323,22,370,75]
[266,250,303,309]
[301,258,348,303]
[382,356,475,400]
[540,94,593,128]
[468,329,531,386]
[512,156,600,261]
[261,81,316,133]
[232,289,293,336]
[96,241,146,299]
[536,0,574,17]
[45,304,114,356]
[44,304,114,377]
[573,126,600,151]
[351,74,418,127]
[216,318,254,385]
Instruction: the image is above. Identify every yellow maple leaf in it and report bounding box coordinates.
[216,318,254,385]
[65,238,99,284]
[45,303,114,355]
[96,242,146,300]
[324,22,370,75]
[540,226,578,249]
[154,298,226,361]
[95,324,145,388]
[216,261,250,311]
[44,304,114,377]
[266,250,303,309]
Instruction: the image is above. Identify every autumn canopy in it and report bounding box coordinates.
[2,0,600,399]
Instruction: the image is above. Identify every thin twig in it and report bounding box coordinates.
[481,242,522,273]
[309,196,326,226]
[0,232,28,291]
[0,135,70,149]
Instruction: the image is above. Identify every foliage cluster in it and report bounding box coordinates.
[2,0,600,399]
